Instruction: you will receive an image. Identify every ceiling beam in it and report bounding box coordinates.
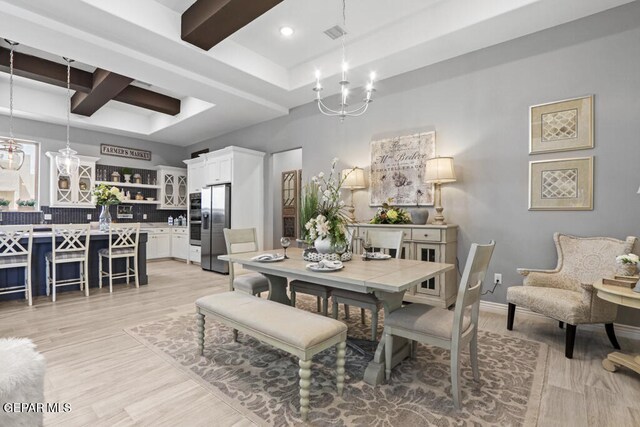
[71,69,133,116]
[182,0,284,50]
[114,86,181,116]
[0,47,180,116]
[0,47,92,92]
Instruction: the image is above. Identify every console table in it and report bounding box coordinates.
[349,223,458,307]
[593,279,640,375]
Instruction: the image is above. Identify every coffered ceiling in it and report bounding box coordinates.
[0,0,633,146]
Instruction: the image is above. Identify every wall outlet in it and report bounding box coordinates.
[494,273,502,285]
[43,213,52,220]
[87,214,92,220]
[143,214,148,220]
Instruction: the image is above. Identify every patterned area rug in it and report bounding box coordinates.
[125,296,547,426]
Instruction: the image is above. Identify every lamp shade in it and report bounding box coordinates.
[424,157,456,184]
[342,167,366,189]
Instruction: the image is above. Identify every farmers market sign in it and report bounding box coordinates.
[100,144,152,161]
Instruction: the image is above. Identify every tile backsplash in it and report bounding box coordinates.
[0,205,186,225]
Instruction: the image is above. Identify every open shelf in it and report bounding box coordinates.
[95,181,161,189]
[120,200,161,205]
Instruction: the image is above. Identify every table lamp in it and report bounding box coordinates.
[424,157,456,225]
[341,167,366,221]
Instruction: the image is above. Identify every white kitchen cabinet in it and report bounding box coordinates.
[145,228,171,260]
[189,245,201,265]
[171,228,189,260]
[45,153,99,208]
[184,147,265,249]
[158,166,188,209]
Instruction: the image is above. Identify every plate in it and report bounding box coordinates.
[251,253,285,262]
[364,252,392,260]
[306,262,344,272]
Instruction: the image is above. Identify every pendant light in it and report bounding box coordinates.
[54,57,80,176]
[0,40,31,170]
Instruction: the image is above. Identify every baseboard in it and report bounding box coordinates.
[480,300,640,341]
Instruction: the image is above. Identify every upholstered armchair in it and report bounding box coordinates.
[507,233,637,359]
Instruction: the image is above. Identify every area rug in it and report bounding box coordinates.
[125,296,547,426]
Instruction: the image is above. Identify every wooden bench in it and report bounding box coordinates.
[195,291,348,421]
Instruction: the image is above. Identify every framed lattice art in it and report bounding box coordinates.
[529,157,593,210]
[530,95,593,154]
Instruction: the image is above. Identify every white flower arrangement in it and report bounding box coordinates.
[616,253,639,265]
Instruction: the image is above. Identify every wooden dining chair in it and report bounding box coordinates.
[332,229,404,341]
[383,241,495,408]
[223,228,269,296]
[0,225,33,306]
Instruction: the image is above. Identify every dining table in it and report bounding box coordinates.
[219,247,454,386]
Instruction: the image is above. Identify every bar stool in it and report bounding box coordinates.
[45,224,91,302]
[98,223,140,292]
[0,225,33,306]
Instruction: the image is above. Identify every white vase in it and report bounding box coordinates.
[314,237,333,254]
[124,174,131,183]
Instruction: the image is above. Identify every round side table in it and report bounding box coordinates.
[593,279,640,375]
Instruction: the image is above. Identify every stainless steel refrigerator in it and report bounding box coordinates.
[201,183,231,273]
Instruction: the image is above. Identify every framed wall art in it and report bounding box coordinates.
[369,131,435,206]
[529,157,593,210]
[530,95,593,154]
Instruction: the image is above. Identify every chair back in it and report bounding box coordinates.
[452,241,496,339]
[51,224,91,261]
[108,223,140,254]
[223,228,259,284]
[554,233,637,292]
[0,225,33,266]
[366,230,404,259]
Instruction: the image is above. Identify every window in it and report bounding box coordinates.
[0,141,40,209]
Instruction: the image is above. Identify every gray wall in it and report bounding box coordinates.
[190,3,640,324]
[0,116,186,206]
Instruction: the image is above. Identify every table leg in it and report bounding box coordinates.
[263,273,291,305]
[363,290,409,386]
[602,352,640,375]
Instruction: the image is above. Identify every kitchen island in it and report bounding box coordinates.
[0,230,148,301]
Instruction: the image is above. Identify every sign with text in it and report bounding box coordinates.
[370,131,435,206]
[100,144,152,161]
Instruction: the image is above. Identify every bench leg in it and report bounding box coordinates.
[196,311,205,356]
[299,359,312,421]
[336,341,346,397]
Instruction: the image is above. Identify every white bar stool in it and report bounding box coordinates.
[98,223,140,292]
[0,225,34,306]
[46,224,91,302]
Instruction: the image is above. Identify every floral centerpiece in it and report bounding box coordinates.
[370,199,412,224]
[92,184,124,232]
[302,158,352,253]
[616,253,639,277]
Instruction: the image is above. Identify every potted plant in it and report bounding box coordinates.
[303,158,351,253]
[616,253,639,277]
[16,199,36,211]
[0,198,10,211]
[121,167,133,183]
[92,184,124,232]
[370,199,412,224]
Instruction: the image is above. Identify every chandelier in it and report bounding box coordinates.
[0,40,34,171]
[54,57,80,176]
[313,0,375,121]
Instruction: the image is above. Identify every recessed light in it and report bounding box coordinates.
[280,26,294,37]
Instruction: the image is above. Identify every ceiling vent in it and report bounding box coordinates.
[323,25,347,40]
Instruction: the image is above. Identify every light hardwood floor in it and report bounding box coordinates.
[1,260,638,426]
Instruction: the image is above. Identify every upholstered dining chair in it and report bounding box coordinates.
[507,233,637,359]
[223,228,269,296]
[289,229,355,316]
[332,229,404,341]
[384,241,495,409]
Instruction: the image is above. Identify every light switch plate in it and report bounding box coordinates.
[87,214,92,220]
[43,214,52,220]
[143,214,148,220]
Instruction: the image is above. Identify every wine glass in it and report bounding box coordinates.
[362,237,372,261]
[280,236,291,259]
